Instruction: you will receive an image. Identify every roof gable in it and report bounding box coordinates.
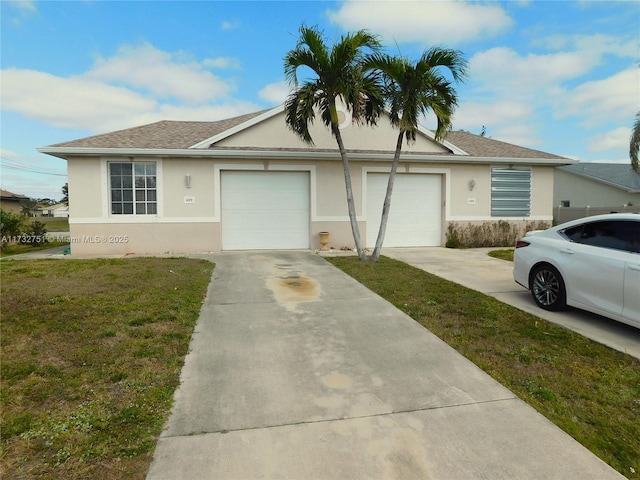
[41,106,572,163]
[207,106,451,154]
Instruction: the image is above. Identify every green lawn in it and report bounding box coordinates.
[0,241,69,258]
[488,248,514,261]
[37,216,70,232]
[327,255,639,479]
[1,258,214,479]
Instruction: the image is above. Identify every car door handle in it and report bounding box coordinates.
[560,248,575,254]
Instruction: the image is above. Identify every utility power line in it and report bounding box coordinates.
[0,157,67,177]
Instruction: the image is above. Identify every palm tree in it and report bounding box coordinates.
[284,25,385,261]
[366,48,468,262]
[631,112,640,173]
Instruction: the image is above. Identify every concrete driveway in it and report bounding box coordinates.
[383,247,640,360]
[146,251,623,479]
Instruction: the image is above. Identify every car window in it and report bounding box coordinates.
[562,225,583,242]
[562,220,640,253]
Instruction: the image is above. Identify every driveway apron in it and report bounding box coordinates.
[146,251,623,479]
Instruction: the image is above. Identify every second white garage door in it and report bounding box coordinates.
[366,173,442,248]
[221,171,310,250]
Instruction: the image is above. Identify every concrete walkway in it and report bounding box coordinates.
[146,251,623,479]
[383,247,640,360]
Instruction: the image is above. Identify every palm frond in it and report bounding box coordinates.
[630,112,640,173]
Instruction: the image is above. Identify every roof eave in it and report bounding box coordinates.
[37,146,576,165]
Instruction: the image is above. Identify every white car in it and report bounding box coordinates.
[513,213,640,329]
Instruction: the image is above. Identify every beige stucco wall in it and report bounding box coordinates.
[162,158,216,218]
[68,222,219,255]
[65,153,556,254]
[67,157,103,218]
[217,112,449,153]
[553,169,640,208]
[532,166,555,217]
[0,200,23,214]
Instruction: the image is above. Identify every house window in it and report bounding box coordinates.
[491,167,531,217]
[560,200,570,207]
[109,162,157,215]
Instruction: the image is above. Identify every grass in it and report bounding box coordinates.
[488,248,514,261]
[326,255,640,479]
[1,257,214,479]
[0,241,69,258]
[37,216,70,232]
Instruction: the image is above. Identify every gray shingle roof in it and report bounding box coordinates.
[50,110,270,149]
[45,108,568,161]
[443,131,567,160]
[0,189,29,200]
[558,163,640,192]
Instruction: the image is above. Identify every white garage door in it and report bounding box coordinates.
[221,171,310,250]
[366,173,441,248]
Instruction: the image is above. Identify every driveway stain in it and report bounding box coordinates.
[321,372,353,390]
[266,266,320,312]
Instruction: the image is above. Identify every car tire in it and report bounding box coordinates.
[530,264,567,311]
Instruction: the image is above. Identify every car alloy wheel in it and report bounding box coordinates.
[531,264,566,311]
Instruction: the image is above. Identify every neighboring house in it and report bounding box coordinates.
[38,105,573,255]
[0,189,30,214]
[554,163,640,223]
[40,203,70,218]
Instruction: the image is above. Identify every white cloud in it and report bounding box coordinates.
[532,33,638,60]
[492,124,541,148]
[560,68,639,127]
[453,100,533,130]
[588,127,632,153]
[1,148,21,160]
[327,0,513,46]
[5,0,36,13]
[222,20,239,30]
[258,81,290,105]
[469,47,594,94]
[1,68,156,131]
[451,100,540,145]
[0,67,260,133]
[203,57,242,70]
[84,43,232,104]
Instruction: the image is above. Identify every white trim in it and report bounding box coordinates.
[102,157,164,218]
[446,215,553,222]
[417,125,468,155]
[70,217,217,224]
[69,214,553,225]
[38,146,576,166]
[189,105,286,149]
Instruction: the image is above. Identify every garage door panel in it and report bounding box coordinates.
[222,171,310,250]
[367,173,441,248]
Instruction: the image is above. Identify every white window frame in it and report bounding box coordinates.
[105,159,160,218]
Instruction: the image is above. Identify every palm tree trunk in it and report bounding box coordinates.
[332,123,367,261]
[371,131,404,262]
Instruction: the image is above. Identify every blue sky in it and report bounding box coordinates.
[1,0,638,200]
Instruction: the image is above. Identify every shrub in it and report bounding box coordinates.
[445,220,549,248]
[0,209,25,250]
[19,220,48,246]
